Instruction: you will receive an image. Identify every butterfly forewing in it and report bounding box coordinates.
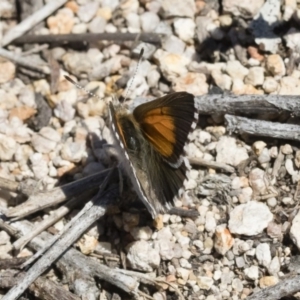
[133,92,198,166]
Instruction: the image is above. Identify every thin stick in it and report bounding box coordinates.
[189,157,235,173]
[0,219,18,237]
[0,177,36,197]
[1,0,68,47]
[12,32,162,46]
[0,48,50,74]
[196,94,300,117]
[12,193,89,251]
[0,177,19,193]
[0,270,81,300]
[21,44,49,56]
[225,114,300,142]
[246,274,300,300]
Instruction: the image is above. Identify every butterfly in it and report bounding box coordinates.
[109,92,198,218]
[64,75,198,218]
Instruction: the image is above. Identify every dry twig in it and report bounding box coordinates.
[225,114,300,142]
[196,94,300,117]
[12,191,92,251]
[189,157,235,173]
[0,270,80,300]
[246,274,300,300]
[1,0,68,47]
[13,32,161,46]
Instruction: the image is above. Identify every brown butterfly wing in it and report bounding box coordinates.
[145,146,188,212]
[133,92,198,166]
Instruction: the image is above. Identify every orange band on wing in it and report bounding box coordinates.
[141,107,176,157]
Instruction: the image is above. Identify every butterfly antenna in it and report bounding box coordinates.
[123,48,144,102]
[64,75,102,101]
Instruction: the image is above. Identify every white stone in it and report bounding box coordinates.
[130,226,153,240]
[267,197,277,207]
[77,2,99,23]
[256,243,271,267]
[238,187,253,203]
[156,239,175,260]
[205,211,217,232]
[197,130,211,144]
[282,144,293,154]
[184,178,197,190]
[176,267,191,281]
[147,68,160,88]
[88,16,107,33]
[174,18,195,42]
[31,128,60,154]
[0,133,16,161]
[248,168,268,195]
[284,27,300,52]
[30,153,49,180]
[163,35,186,55]
[232,78,246,94]
[153,49,189,81]
[279,76,300,95]
[211,69,232,90]
[126,12,140,33]
[156,226,172,241]
[244,265,259,280]
[161,0,196,18]
[54,99,76,122]
[266,54,286,77]
[197,276,214,290]
[258,148,271,164]
[126,240,160,272]
[268,256,281,275]
[269,146,278,158]
[225,60,249,80]
[229,201,273,235]
[179,257,191,268]
[72,23,87,34]
[214,270,222,281]
[176,235,190,247]
[140,11,160,32]
[60,141,86,163]
[245,67,265,86]
[223,0,264,18]
[182,249,192,259]
[263,77,278,93]
[193,240,204,250]
[252,141,267,156]
[216,136,249,166]
[173,72,209,95]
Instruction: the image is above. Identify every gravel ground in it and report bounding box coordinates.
[1,0,300,299]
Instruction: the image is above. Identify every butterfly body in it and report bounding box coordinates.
[109,92,198,218]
